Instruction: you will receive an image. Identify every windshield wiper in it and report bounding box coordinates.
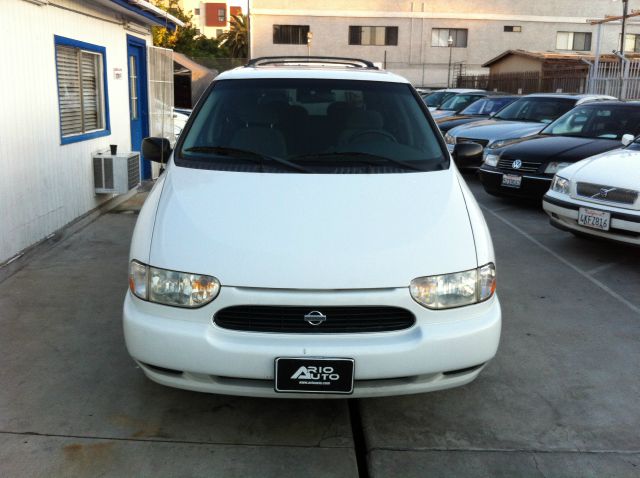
[183,146,313,173]
[290,151,427,172]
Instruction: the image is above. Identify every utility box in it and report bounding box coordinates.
[93,152,140,194]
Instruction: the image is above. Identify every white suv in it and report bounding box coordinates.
[124,56,501,398]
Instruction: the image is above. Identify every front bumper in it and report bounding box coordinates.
[123,286,501,398]
[543,193,640,245]
[479,167,552,199]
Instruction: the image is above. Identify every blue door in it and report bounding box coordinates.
[127,35,151,179]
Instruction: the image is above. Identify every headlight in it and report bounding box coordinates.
[410,263,496,310]
[544,162,572,174]
[550,175,570,195]
[488,138,518,150]
[444,132,455,145]
[483,153,499,167]
[129,260,221,308]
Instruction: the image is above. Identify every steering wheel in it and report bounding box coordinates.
[348,129,397,143]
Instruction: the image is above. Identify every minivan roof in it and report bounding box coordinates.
[216,65,410,84]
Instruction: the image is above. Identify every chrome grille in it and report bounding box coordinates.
[457,137,489,148]
[497,159,541,173]
[576,182,638,205]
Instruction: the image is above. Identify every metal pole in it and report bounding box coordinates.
[447,36,453,87]
[592,23,602,93]
[247,0,251,59]
[621,0,629,56]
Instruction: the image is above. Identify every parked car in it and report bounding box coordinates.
[478,101,640,200]
[421,88,485,112]
[436,95,520,133]
[445,93,616,169]
[431,92,491,119]
[124,56,501,398]
[543,140,640,245]
[173,107,191,138]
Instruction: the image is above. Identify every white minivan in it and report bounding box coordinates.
[124,57,501,398]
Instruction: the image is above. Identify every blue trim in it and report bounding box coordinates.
[127,35,151,179]
[54,35,111,145]
[110,0,178,31]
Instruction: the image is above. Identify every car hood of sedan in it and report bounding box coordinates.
[148,165,478,289]
[431,110,457,119]
[560,147,640,190]
[498,136,623,163]
[450,119,546,142]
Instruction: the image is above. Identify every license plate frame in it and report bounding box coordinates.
[274,357,355,394]
[501,174,522,188]
[578,207,611,231]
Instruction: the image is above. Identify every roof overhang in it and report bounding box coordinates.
[91,0,184,30]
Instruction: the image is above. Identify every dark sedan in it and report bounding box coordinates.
[478,102,640,200]
[437,96,520,133]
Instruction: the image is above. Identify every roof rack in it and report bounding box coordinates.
[246,56,378,69]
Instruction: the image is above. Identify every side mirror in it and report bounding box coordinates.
[142,137,172,163]
[621,134,635,146]
[453,142,484,167]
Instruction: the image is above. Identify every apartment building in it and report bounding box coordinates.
[179,0,244,38]
[250,0,640,86]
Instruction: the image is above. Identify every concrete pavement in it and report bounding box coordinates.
[1,178,639,477]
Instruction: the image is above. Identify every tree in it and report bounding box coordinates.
[152,0,229,58]
[217,14,248,59]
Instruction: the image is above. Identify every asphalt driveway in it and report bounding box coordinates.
[1,176,639,477]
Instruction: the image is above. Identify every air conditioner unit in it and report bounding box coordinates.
[93,152,140,194]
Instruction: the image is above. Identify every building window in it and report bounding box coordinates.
[623,33,640,53]
[431,28,468,47]
[218,8,225,23]
[194,7,200,15]
[273,25,310,44]
[556,31,592,51]
[195,28,201,35]
[348,26,398,46]
[54,35,109,144]
[216,29,223,38]
[504,26,522,33]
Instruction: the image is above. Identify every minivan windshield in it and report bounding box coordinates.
[178,79,448,173]
[541,104,640,139]
[494,97,576,123]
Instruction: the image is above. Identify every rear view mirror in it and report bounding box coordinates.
[621,134,635,146]
[452,142,484,168]
[142,137,172,163]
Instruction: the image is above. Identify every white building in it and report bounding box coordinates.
[178,0,246,39]
[0,0,182,266]
[249,0,640,86]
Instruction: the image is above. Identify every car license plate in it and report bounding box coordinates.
[275,357,354,394]
[578,207,611,231]
[501,174,522,188]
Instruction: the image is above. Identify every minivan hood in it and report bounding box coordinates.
[149,166,477,289]
[450,119,545,142]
